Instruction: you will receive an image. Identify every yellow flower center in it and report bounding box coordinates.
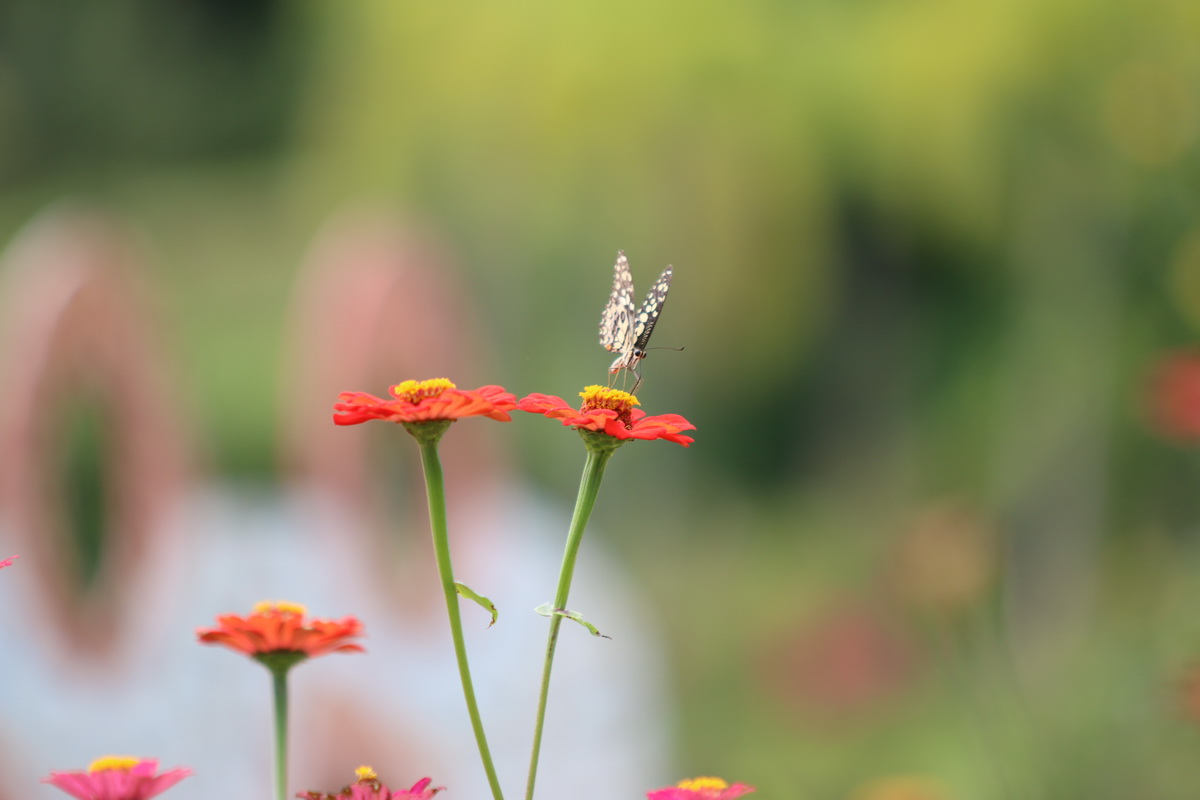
[88,756,140,773]
[678,777,729,791]
[355,766,378,781]
[580,385,639,413]
[253,600,307,616]
[391,378,456,403]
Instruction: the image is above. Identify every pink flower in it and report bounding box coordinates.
[0,555,16,569]
[42,756,191,800]
[647,777,755,800]
[298,767,444,800]
[391,778,442,799]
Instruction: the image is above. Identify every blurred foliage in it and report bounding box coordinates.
[0,0,304,180]
[6,0,1200,796]
[59,398,107,589]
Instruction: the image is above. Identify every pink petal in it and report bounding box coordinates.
[137,768,193,798]
[42,773,99,800]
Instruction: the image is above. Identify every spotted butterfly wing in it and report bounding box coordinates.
[631,265,672,357]
[598,251,673,389]
[599,251,636,356]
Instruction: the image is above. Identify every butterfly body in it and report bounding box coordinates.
[599,251,672,392]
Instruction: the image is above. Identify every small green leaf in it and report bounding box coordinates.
[534,603,611,639]
[456,582,498,628]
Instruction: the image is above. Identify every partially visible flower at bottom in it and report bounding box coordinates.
[647,777,755,800]
[848,775,949,800]
[298,766,444,800]
[519,385,695,447]
[42,756,192,800]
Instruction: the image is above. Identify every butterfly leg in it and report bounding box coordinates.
[629,365,643,396]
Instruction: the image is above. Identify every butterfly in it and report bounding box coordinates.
[598,251,673,394]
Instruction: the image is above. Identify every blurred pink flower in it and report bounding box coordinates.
[0,555,15,569]
[298,767,443,800]
[42,756,191,800]
[1177,662,1200,723]
[1147,348,1200,441]
[849,775,950,800]
[647,777,755,800]
[757,600,917,722]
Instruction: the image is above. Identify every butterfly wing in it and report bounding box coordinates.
[599,251,636,355]
[631,265,672,353]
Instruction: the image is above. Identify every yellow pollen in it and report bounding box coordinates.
[579,385,639,414]
[355,766,378,781]
[678,777,729,791]
[253,600,307,616]
[391,378,456,403]
[88,756,140,773]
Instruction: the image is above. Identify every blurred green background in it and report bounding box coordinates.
[5,0,1200,797]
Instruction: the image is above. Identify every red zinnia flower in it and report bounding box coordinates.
[647,777,755,800]
[42,756,191,800]
[333,378,516,425]
[519,385,695,446]
[196,601,364,662]
[298,766,444,800]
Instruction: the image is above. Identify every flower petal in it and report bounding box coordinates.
[42,759,192,800]
[335,381,515,426]
[197,605,365,660]
[519,390,694,446]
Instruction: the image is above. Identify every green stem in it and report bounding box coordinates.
[524,447,614,800]
[418,440,505,800]
[271,667,288,800]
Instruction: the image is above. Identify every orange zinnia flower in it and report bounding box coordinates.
[519,386,695,447]
[196,601,364,663]
[333,378,516,425]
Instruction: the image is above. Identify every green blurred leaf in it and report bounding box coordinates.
[455,582,498,628]
[534,602,610,639]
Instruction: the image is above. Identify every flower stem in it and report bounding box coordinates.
[271,667,288,800]
[524,447,614,800]
[417,440,505,800]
